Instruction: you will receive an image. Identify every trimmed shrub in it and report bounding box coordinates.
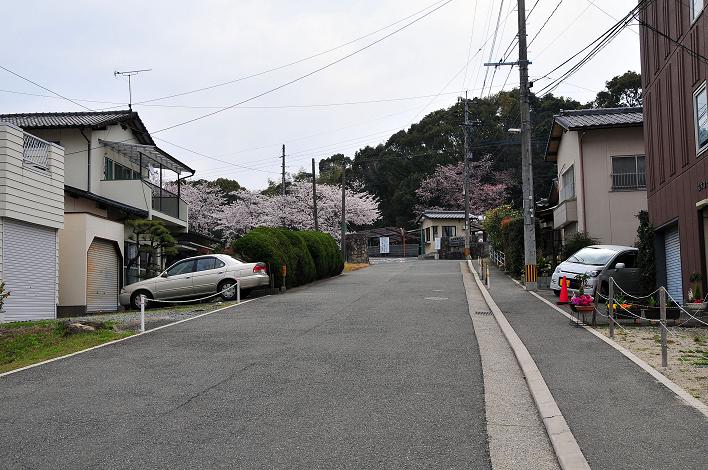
[500,215,524,275]
[233,227,342,288]
[298,231,341,278]
[280,229,317,285]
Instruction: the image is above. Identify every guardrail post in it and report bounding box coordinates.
[139,294,146,333]
[608,277,615,338]
[660,287,667,367]
[236,278,241,304]
[486,265,490,289]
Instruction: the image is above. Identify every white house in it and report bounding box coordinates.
[0,111,194,315]
[0,123,64,321]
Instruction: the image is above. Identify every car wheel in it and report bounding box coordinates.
[218,280,238,301]
[130,290,153,310]
[553,290,561,297]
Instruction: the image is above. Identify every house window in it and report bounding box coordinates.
[611,155,646,190]
[560,166,575,201]
[425,227,431,243]
[442,225,456,237]
[104,157,141,180]
[104,157,114,180]
[694,83,708,153]
[432,226,439,239]
[691,0,704,22]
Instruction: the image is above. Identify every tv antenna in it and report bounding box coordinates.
[113,68,152,110]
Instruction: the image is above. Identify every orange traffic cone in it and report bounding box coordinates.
[557,276,569,305]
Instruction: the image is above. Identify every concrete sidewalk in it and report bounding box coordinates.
[478,263,707,470]
[460,263,559,470]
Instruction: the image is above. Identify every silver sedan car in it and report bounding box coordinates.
[119,254,270,309]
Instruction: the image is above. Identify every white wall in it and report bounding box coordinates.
[58,212,124,308]
[0,124,64,229]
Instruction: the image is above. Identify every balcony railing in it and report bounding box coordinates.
[22,133,50,170]
[611,172,646,190]
[145,181,183,220]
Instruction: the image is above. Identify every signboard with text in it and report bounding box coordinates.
[379,236,390,254]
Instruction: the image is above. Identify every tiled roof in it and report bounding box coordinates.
[554,107,643,130]
[0,110,137,129]
[416,211,484,229]
[422,211,467,219]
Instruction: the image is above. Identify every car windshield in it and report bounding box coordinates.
[567,247,617,266]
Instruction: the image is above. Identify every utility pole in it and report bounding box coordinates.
[341,159,346,261]
[484,0,537,290]
[517,0,538,290]
[281,144,286,197]
[312,158,319,231]
[463,92,471,259]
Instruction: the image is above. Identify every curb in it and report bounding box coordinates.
[467,260,590,470]
[0,296,266,379]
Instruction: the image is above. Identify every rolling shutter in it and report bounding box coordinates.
[3,219,57,321]
[664,227,683,305]
[87,239,119,312]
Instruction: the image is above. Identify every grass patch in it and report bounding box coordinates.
[0,320,132,374]
[344,263,369,273]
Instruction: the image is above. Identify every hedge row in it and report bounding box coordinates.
[232,228,343,288]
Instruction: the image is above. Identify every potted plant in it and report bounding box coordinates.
[684,273,706,313]
[570,273,595,313]
[0,281,10,322]
[537,255,553,289]
[607,292,634,318]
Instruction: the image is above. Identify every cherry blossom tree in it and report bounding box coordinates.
[165,181,226,237]
[216,182,380,243]
[415,155,512,215]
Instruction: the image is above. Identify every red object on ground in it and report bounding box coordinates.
[558,276,569,304]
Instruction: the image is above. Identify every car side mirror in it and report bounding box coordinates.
[161,272,169,278]
[614,262,625,270]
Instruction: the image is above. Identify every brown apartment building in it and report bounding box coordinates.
[640,0,708,303]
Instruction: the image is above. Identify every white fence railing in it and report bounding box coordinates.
[489,247,505,267]
[22,132,50,170]
[611,171,646,190]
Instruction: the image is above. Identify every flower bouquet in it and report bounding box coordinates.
[570,293,595,312]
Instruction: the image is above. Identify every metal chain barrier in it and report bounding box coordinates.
[136,279,245,333]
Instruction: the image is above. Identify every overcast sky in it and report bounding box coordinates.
[1,0,641,189]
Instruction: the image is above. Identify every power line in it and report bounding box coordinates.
[534,0,652,96]
[96,0,452,110]
[149,0,455,135]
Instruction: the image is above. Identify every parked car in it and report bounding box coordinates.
[119,254,269,309]
[550,245,640,297]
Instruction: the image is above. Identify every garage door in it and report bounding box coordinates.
[664,227,683,305]
[3,219,57,321]
[87,239,119,312]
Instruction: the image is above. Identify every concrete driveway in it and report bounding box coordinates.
[0,260,489,469]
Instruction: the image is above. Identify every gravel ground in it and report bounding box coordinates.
[68,300,241,332]
[598,325,708,405]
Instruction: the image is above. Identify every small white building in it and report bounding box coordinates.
[0,123,64,321]
[416,210,483,256]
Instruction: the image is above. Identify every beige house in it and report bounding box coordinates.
[416,210,483,256]
[545,107,646,246]
[0,111,194,315]
[0,123,64,321]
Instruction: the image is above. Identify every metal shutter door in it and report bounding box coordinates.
[3,219,57,321]
[664,228,683,304]
[87,239,119,312]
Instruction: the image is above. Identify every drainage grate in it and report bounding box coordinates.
[474,311,492,315]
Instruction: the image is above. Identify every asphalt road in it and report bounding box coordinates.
[0,260,490,469]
